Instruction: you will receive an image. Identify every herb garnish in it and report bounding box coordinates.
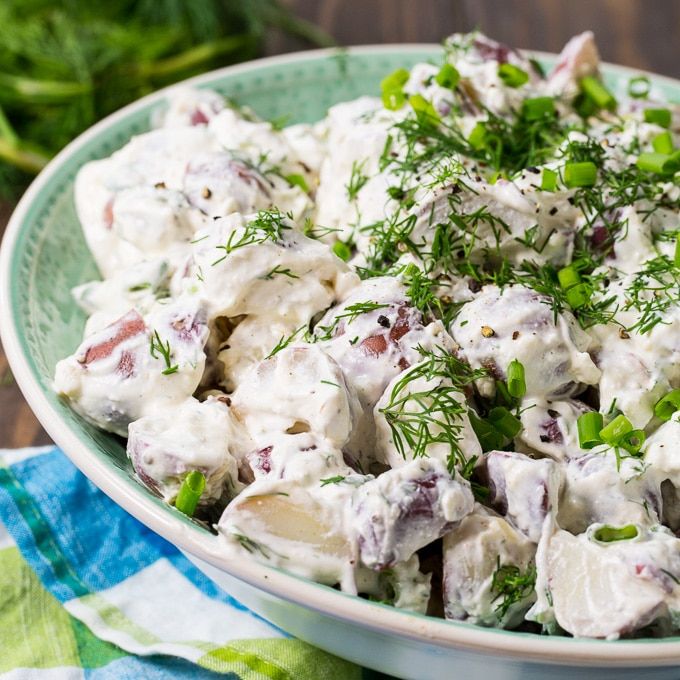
[149,330,178,375]
[491,557,536,619]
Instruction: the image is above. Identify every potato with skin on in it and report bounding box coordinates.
[515,397,591,462]
[127,396,241,504]
[187,211,358,326]
[373,361,481,470]
[557,450,663,534]
[485,450,563,544]
[218,481,357,591]
[442,507,536,628]
[451,285,600,400]
[54,299,209,436]
[231,345,360,449]
[318,276,456,470]
[350,458,474,571]
[543,526,680,639]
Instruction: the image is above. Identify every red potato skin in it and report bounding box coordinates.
[80,310,146,365]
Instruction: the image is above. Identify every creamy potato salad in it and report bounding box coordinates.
[55,32,680,639]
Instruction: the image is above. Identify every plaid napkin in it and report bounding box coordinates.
[0,445,379,679]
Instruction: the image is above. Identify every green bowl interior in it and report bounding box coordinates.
[9,48,680,536]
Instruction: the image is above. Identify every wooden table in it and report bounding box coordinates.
[2,0,678,448]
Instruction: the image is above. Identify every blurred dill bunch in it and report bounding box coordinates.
[0,0,331,198]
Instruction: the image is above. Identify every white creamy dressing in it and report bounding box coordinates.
[54,31,680,637]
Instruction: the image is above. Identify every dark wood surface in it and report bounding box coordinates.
[1,0,678,449]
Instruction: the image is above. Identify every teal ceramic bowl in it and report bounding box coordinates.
[3,46,680,680]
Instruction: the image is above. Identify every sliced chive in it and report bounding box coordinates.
[599,414,633,445]
[409,94,440,124]
[381,68,410,110]
[565,283,591,309]
[652,131,674,155]
[332,240,352,261]
[563,161,598,188]
[486,407,522,439]
[628,76,651,99]
[469,411,505,452]
[619,429,646,455]
[521,96,556,121]
[644,107,671,128]
[494,379,514,407]
[636,151,680,175]
[468,121,487,150]
[557,265,581,290]
[557,265,590,309]
[435,63,460,90]
[175,470,206,517]
[497,63,529,88]
[654,388,680,421]
[506,359,526,399]
[284,173,309,192]
[541,168,557,192]
[577,411,604,449]
[574,93,598,118]
[592,524,639,543]
[580,76,617,111]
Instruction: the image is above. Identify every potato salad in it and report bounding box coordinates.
[55,32,680,640]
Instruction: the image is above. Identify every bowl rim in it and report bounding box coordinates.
[3,43,680,666]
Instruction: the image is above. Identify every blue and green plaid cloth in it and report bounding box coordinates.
[0,446,381,679]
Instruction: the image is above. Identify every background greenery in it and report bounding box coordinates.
[0,0,332,198]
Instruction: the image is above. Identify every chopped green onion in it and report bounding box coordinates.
[577,411,604,449]
[563,161,598,188]
[521,96,556,121]
[497,63,529,88]
[574,93,598,119]
[557,265,591,309]
[175,470,206,517]
[644,107,671,128]
[619,429,646,455]
[599,414,633,445]
[580,76,617,111]
[557,265,581,290]
[486,407,522,439]
[494,379,514,407]
[654,388,680,421]
[506,359,526,399]
[409,94,440,124]
[284,173,309,192]
[541,168,557,192]
[592,524,639,543]
[332,241,352,261]
[468,411,505,452]
[652,131,674,154]
[468,122,487,150]
[675,236,680,268]
[636,151,680,175]
[381,68,410,110]
[435,63,460,89]
[565,283,591,309]
[628,76,651,99]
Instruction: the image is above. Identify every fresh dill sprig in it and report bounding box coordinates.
[379,345,487,473]
[264,324,309,360]
[490,557,536,619]
[314,301,390,341]
[261,265,299,280]
[212,209,292,265]
[622,252,680,334]
[346,159,369,200]
[149,330,178,375]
